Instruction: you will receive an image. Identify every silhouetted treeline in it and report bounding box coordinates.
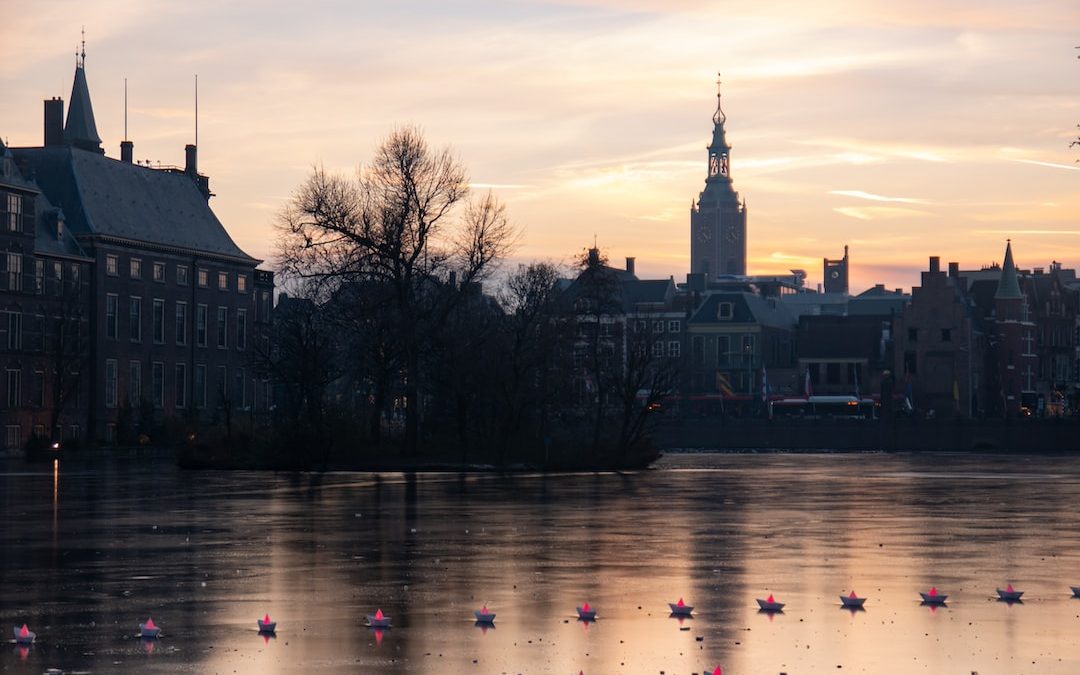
[247,127,674,469]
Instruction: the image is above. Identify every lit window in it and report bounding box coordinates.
[153,262,166,282]
[130,258,142,279]
[106,254,118,276]
[218,271,228,290]
[198,269,209,287]
[237,275,247,293]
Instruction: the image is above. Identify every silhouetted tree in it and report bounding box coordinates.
[275,126,515,453]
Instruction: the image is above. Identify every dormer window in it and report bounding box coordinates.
[717,302,733,320]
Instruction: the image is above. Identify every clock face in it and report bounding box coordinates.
[698,226,713,243]
[725,227,739,243]
[830,270,840,279]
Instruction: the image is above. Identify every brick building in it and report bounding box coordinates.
[2,53,273,447]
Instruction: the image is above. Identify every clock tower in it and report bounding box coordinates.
[690,75,747,278]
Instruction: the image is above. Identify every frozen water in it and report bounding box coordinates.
[1,452,1080,673]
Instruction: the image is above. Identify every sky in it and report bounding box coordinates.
[2,0,1078,293]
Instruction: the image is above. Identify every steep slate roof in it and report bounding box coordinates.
[64,65,102,150]
[13,146,258,264]
[689,292,796,329]
[994,241,1023,300]
[622,278,674,311]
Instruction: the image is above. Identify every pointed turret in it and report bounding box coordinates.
[994,240,1022,300]
[65,45,103,154]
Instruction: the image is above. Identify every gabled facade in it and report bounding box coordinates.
[892,257,985,418]
[685,291,796,400]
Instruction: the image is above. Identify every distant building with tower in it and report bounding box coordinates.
[690,77,747,279]
[2,46,273,449]
[823,246,849,295]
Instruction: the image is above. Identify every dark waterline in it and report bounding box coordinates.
[2,453,1080,674]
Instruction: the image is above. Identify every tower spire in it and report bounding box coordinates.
[712,72,726,125]
[995,239,1023,300]
[65,33,104,153]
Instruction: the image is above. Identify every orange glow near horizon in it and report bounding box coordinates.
[2,1,1077,293]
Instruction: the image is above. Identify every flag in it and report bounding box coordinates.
[761,364,769,403]
[716,370,733,397]
[805,367,813,397]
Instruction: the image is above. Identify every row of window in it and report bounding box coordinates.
[634,319,682,333]
[4,425,82,450]
[102,359,270,412]
[2,252,81,295]
[104,296,248,350]
[0,311,83,354]
[105,254,249,293]
[3,367,80,409]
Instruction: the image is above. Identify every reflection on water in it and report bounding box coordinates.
[2,453,1080,673]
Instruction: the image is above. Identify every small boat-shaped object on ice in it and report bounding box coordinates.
[756,594,785,611]
[840,591,866,608]
[703,667,722,675]
[257,613,277,633]
[1071,586,1080,598]
[996,584,1023,601]
[576,602,597,621]
[474,605,496,623]
[13,624,35,645]
[139,617,161,638]
[919,587,947,604]
[668,598,693,616]
[366,609,391,628]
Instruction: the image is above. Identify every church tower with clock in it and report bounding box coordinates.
[690,76,747,278]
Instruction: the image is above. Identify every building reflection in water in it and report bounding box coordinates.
[4,454,1080,673]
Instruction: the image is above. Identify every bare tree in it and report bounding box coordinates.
[45,271,89,444]
[275,126,515,453]
[495,261,570,461]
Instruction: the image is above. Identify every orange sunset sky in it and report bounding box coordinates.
[2,0,1078,292]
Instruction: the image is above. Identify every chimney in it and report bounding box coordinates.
[185,144,198,175]
[929,256,940,273]
[948,262,959,277]
[625,256,636,276]
[120,140,133,163]
[875,283,884,292]
[587,247,600,267]
[895,288,902,294]
[44,98,64,147]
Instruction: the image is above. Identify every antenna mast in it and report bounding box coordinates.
[194,74,198,147]
[124,78,128,141]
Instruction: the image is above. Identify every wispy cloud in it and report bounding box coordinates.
[1005,158,1080,172]
[829,190,929,204]
[973,229,1080,236]
[834,206,932,220]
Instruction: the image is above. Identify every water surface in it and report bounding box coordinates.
[2,452,1079,674]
